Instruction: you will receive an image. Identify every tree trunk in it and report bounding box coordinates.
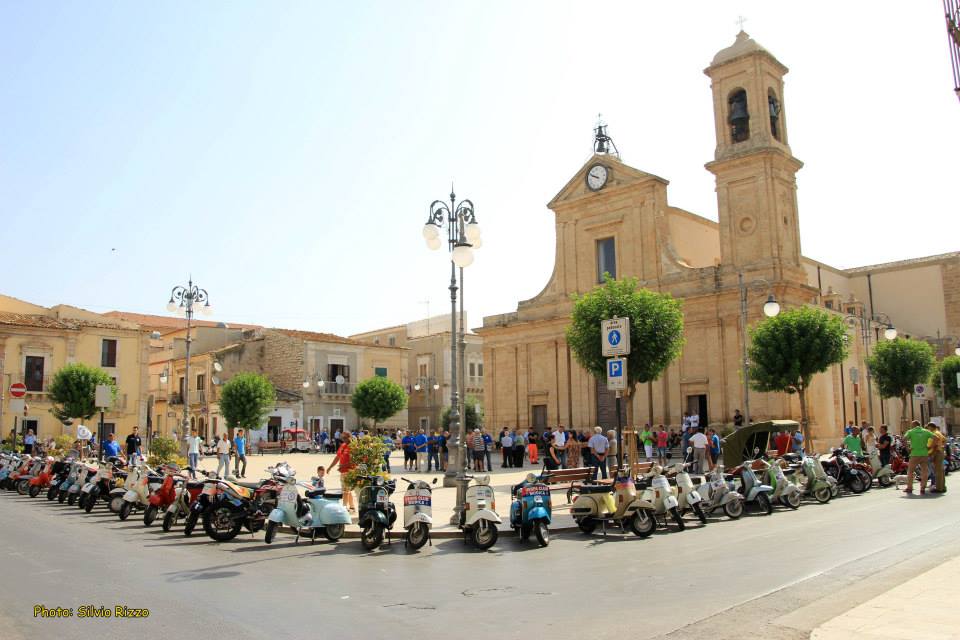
[797,385,810,453]
[899,393,909,434]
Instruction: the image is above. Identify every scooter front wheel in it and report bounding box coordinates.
[109,496,124,513]
[723,499,744,519]
[784,491,801,509]
[324,524,345,542]
[629,510,656,537]
[669,507,686,530]
[361,522,384,550]
[143,505,159,527]
[577,517,597,535]
[28,484,41,498]
[407,522,429,550]
[47,486,58,501]
[533,521,549,547]
[878,474,893,488]
[264,519,279,544]
[67,492,77,506]
[162,511,176,532]
[813,486,832,504]
[473,521,498,550]
[118,500,132,520]
[756,493,773,515]
[183,510,199,536]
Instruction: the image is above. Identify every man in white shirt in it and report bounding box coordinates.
[688,427,709,474]
[689,413,700,431]
[185,429,203,479]
[588,427,609,480]
[552,426,567,468]
[500,431,513,468]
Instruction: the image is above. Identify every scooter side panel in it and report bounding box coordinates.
[663,495,679,510]
[526,506,550,523]
[686,491,702,504]
[465,509,502,526]
[406,512,433,526]
[317,502,352,525]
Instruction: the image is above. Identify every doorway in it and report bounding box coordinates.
[268,416,282,442]
[686,395,708,429]
[531,404,547,434]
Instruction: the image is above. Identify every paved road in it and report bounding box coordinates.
[1,485,957,640]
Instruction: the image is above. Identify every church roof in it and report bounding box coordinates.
[710,30,772,66]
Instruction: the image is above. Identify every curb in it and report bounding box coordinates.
[280,524,582,540]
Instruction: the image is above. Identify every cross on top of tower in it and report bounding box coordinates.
[736,15,747,32]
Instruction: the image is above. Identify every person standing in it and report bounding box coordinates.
[927,422,947,493]
[862,426,877,455]
[233,429,247,478]
[413,429,428,472]
[656,425,669,465]
[327,433,356,511]
[733,410,744,428]
[214,433,231,478]
[689,427,709,474]
[553,426,567,469]
[440,430,450,471]
[903,420,931,495]
[125,426,143,465]
[402,431,414,471]
[843,426,864,455]
[471,428,486,472]
[681,413,692,458]
[23,429,36,455]
[185,429,202,479]
[708,428,722,470]
[482,429,494,472]
[426,431,440,472]
[382,432,395,473]
[588,427,609,480]
[527,428,539,464]
[607,430,619,475]
[512,430,525,468]
[544,434,561,471]
[792,429,804,454]
[877,425,893,467]
[774,429,792,457]
[500,430,513,468]
[640,424,654,461]
[102,431,123,461]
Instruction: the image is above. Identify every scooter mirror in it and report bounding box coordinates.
[432,478,438,485]
[686,446,693,454]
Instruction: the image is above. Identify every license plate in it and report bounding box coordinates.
[280,486,297,504]
[534,496,543,503]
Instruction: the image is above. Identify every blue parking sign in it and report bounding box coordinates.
[606,357,626,390]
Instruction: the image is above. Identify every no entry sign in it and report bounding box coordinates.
[9,383,26,398]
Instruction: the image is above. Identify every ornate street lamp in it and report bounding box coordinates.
[422,187,480,525]
[166,277,212,434]
[738,274,780,428]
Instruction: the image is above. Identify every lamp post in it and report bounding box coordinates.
[844,312,897,426]
[166,278,212,435]
[422,187,480,524]
[738,273,781,428]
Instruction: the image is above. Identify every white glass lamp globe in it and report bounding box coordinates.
[471,236,482,249]
[762,296,780,318]
[166,299,177,313]
[452,244,474,268]
[422,223,439,240]
[464,223,481,243]
[414,383,421,391]
[884,326,897,340]
[426,236,442,251]
[201,302,213,316]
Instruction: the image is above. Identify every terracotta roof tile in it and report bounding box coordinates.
[0,312,129,331]
[104,311,261,332]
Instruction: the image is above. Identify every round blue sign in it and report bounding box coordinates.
[608,329,621,346]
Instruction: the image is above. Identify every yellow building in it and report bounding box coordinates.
[477,31,960,449]
[0,295,149,441]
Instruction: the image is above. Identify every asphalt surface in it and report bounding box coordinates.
[1,485,957,640]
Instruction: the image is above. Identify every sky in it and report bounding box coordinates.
[2,2,957,336]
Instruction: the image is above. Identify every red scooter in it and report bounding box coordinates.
[161,469,212,532]
[144,464,183,526]
[27,457,59,498]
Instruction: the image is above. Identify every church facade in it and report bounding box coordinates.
[476,32,960,448]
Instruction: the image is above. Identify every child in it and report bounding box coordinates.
[312,466,326,490]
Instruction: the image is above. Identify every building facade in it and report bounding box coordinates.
[477,31,960,449]
[351,314,484,432]
[0,295,149,441]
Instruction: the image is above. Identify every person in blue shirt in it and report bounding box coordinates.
[233,429,247,478]
[427,432,440,472]
[102,432,122,461]
[413,430,428,472]
[402,431,415,471]
[707,428,722,469]
[482,430,494,472]
[381,433,394,473]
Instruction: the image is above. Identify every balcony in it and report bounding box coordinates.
[190,390,207,405]
[319,382,355,397]
[170,392,184,405]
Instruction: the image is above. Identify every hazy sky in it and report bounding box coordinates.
[2,2,957,336]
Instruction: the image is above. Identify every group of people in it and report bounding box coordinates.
[398,429,449,473]
[899,421,947,495]
[180,428,249,480]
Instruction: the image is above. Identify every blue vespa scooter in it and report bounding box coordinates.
[509,468,552,547]
[264,468,352,544]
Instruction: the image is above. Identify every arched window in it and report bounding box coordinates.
[768,90,781,140]
[728,89,750,143]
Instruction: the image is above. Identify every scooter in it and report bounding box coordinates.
[459,474,501,550]
[858,449,895,488]
[758,456,802,509]
[638,463,686,530]
[27,457,57,498]
[118,461,163,520]
[665,450,707,524]
[698,463,745,519]
[185,469,281,540]
[402,477,437,550]
[264,469,352,544]
[161,470,207,532]
[509,470,552,546]
[15,457,44,495]
[46,458,74,501]
[785,451,834,503]
[67,463,97,505]
[80,458,122,511]
[57,460,87,504]
[357,474,398,551]
[822,449,870,495]
[143,464,181,526]
[729,453,774,515]
[0,454,22,489]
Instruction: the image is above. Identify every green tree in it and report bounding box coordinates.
[867,338,935,429]
[145,435,187,468]
[219,373,276,430]
[351,377,407,430]
[747,307,848,448]
[47,363,117,423]
[935,355,960,407]
[566,276,685,387]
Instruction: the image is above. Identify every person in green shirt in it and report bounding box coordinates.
[842,427,864,456]
[903,420,931,494]
[640,425,654,461]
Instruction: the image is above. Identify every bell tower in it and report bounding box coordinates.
[705,31,805,282]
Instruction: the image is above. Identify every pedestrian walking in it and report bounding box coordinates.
[903,420,931,495]
[689,427,709,474]
[588,427,609,480]
[327,433,356,511]
[125,426,143,466]
[927,422,947,493]
[500,430,513,468]
[185,429,202,479]
[640,424,654,461]
[707,428,722,469]
[527,428,539,464]
[656,425,669,465]
[233,429,247,478]
[215,433,231,478]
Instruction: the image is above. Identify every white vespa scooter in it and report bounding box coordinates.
[639,463,685,530]
[459,475,501,550]
[401,477,437,550]
[665,451,707,524]
[118,461,161,520]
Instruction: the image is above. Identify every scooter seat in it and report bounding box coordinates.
[783,469,796,476]
[576,484,611,495]
[186,481,204,490]
[305,489,325,499]
[234,481,261,491]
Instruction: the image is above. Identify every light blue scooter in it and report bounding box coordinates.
[264,469,351,544]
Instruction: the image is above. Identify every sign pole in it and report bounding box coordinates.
[615,391,623,472]
[12,416,18,452]
[99,410,104,460]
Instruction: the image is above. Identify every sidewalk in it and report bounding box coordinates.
[192,451,583,535]
[810,554,960,640]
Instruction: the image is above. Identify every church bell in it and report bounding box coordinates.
[728,101,749,125]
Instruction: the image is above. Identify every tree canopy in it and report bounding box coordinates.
[747,306,847,445]
[47,362,117,423]
[351,376,407,428]
[566,276,685,387]
[219,373,276,430]
[935,355,960,407]
[867,338,935,426]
